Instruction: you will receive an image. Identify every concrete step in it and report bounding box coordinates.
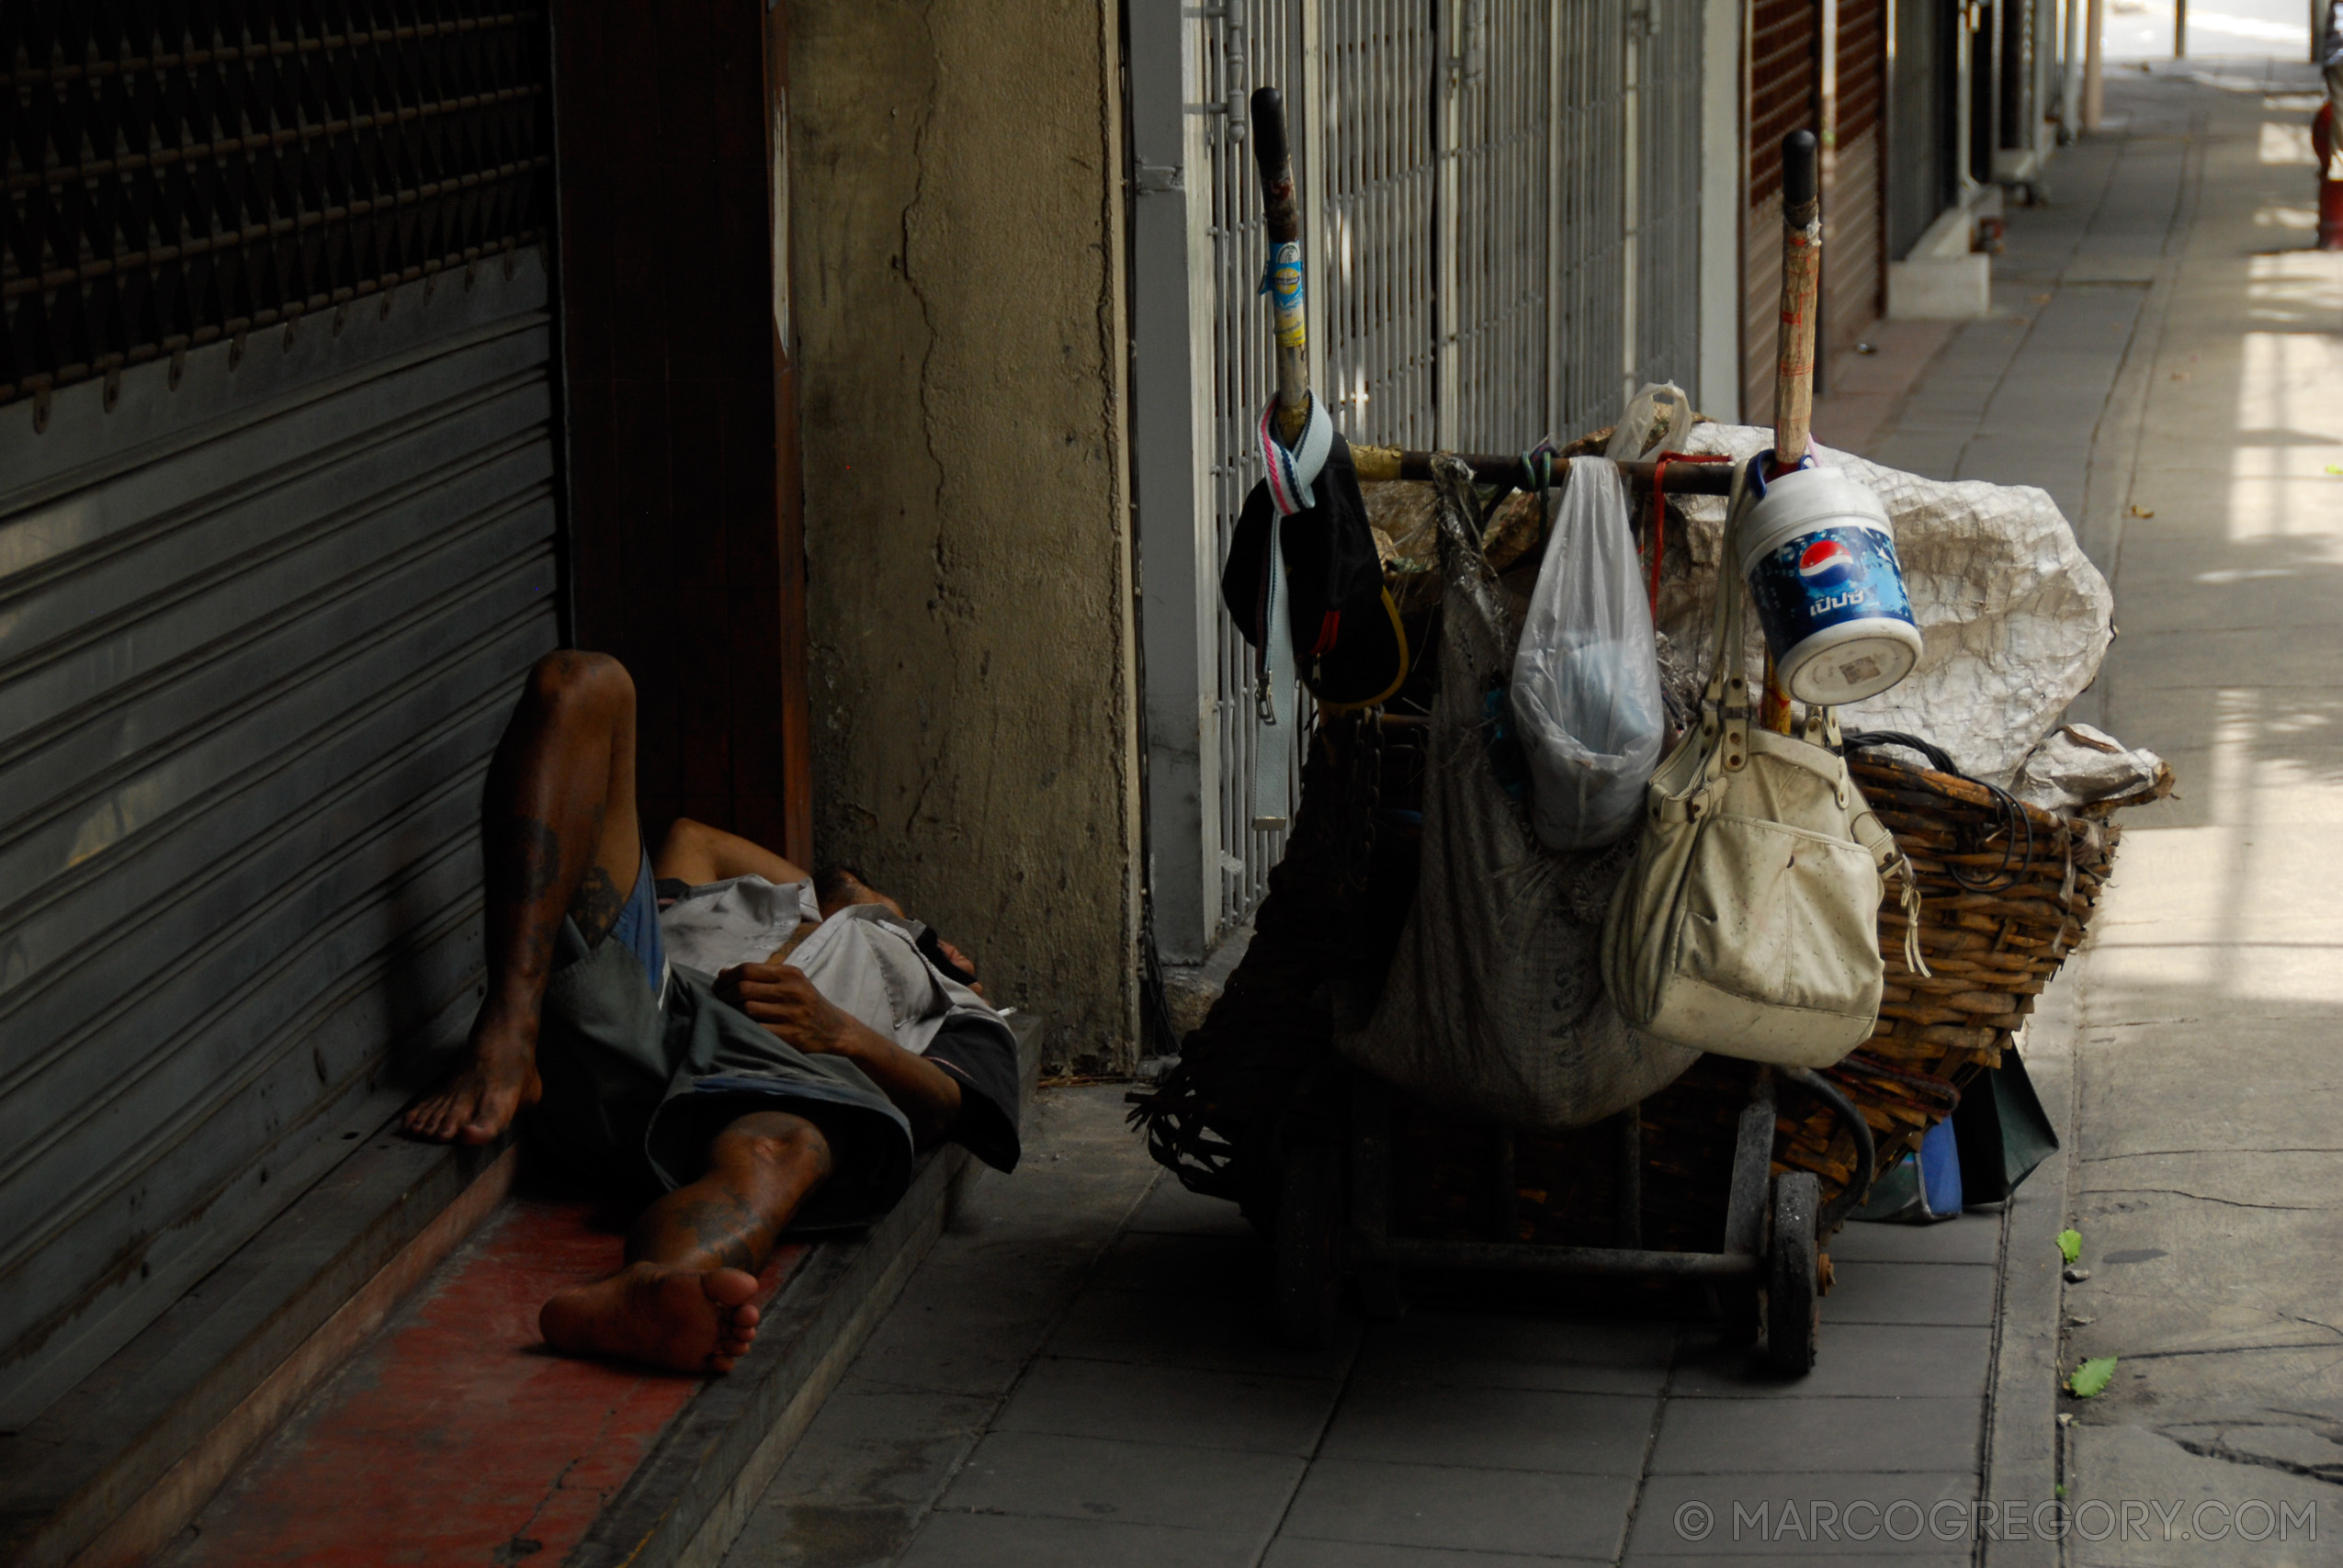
[0,1130,516,1568]
[2,1018,1040,1568]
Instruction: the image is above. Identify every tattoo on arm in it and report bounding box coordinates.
[572,862,628,947]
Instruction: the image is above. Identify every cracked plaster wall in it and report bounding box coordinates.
[787,0,1139,1067]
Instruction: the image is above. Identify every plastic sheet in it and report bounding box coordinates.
[1670,425,2117,784]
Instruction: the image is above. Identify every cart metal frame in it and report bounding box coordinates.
[1271,1063,1877,1374]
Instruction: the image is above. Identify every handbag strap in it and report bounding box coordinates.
[1713,458,1931,977]
[1692,457,1771,778]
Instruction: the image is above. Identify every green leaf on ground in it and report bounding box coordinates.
[2066,1357,2119,1399]
[2056,1228,2082,1264]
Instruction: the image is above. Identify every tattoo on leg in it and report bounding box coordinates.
[676,1194,764,1271]
[492,818,564,906]
[572,862,628,946]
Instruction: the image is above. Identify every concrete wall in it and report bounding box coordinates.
[787,0,1141,1068]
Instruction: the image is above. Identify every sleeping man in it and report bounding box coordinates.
[402,651,1019,1374]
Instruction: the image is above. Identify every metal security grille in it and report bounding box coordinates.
[1319,0,1437,448]
[1635,0,1705,393]
[1444,0,1551,451]
[1164,0,1707,951]
[1,0,549,412]
[1549,0,1625,438]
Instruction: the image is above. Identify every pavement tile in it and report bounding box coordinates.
[1126,1179,1257,1237]
[724,1501,925,1568]
[1319,1381,1658,1475]
[1349,1310,1675,1396]
[1622,1555,1970,1567]
[1264,1540,1603,1567]
[1624,1471,1979,1556]
[1279,1457,1637,1559]
[1089,1230,1273,1296]
[1669,1325,1994,1400]
[1821,1262,1998,1326]
[936,1430,1304,1531]
[1828,1214,2003,1264]
[2062,1423,2334,1567]
[753,1387,995,1507]
[990,1354,1340,1456]
[899,1512,1265,1568]
[1646,1395,1983,1475]
[1047,1279,1359,1378]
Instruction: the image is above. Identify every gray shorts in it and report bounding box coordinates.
[524,918,915,1231]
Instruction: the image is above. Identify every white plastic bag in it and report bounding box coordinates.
[1604,382,1694,461]
[1510,457,1666,850]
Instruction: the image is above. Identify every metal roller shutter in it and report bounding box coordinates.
[0,2,556,1427]
[1828,0,1887,357]
[1745,0,1817,423]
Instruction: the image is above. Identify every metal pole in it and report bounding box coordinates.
[2083,0,2104,130]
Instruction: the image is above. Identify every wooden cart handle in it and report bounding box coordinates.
[1249,87,1312,447]
[1771,130,1822,471]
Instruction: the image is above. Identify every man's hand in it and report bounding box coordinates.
[712,960,965,1145]
[714,962,862,1057]
[934,938,985,998]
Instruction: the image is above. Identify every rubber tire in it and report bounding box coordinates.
[1761,1167,1817,1378]
[1765,1171,1821,1375]
[1272,1143,1345,1349]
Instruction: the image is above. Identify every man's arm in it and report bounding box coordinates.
[714,963,964,1145]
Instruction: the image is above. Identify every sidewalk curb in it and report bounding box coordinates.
[1979,966,2083,1568]
[563,1016,1044,1568]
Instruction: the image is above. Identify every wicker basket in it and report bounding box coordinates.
[1779,753,2118,1198]
[1399,750,2126,1246]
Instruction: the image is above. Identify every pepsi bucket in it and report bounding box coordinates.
[1736,459,1922,706]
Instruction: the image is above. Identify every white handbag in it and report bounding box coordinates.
[1601,463,1926,1066]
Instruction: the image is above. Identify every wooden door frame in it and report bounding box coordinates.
[549,0,813,865]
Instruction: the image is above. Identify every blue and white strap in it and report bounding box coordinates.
[1251,391,1334,830]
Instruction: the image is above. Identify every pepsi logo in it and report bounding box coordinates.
[1797,538,1857,587]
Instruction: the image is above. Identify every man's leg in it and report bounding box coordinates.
[405,650,643,1144]
[539,1111,832,1371]
[653,817,810,888]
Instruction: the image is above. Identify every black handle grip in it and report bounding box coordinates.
[1251,88,1301,244]
[1781,130,1819,220]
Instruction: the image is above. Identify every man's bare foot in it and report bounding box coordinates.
[403,1019,541,1144]
[538,1263,763,1373]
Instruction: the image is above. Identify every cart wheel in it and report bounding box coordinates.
[1272,1143,1344,1349]
[1765,1171,1821,1375]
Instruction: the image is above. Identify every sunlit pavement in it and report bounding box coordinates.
[2100,0,2315,62]
[2050,58,2343,1568]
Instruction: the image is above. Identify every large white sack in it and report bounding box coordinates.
[1667,425,2114,784]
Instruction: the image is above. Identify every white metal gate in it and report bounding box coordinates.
[1133,0,1712,959]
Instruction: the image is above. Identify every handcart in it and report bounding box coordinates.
[1138,96,2133,1377]
[1268,1065,1873,1372]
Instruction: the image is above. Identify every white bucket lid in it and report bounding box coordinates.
[1780,619,1922,705]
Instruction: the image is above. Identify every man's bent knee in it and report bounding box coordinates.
[710,1112,833,1185]
[525,649,634,715]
